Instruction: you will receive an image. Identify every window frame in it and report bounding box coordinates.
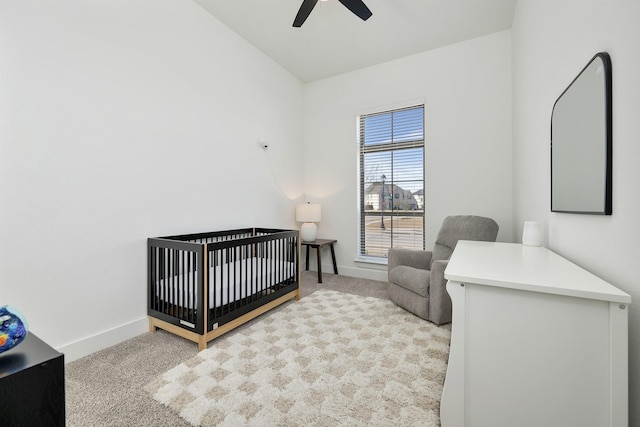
[356,102,426,264]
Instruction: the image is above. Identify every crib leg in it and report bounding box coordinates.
[149,318,158,333]
[198,336,207,352]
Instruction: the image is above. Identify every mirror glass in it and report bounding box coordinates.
[551,52,612,214]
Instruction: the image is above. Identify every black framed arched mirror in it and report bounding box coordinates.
[551,52,612,215]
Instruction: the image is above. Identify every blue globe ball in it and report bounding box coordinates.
[0,305,29,353]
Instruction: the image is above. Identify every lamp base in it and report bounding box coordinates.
[300,223,317,242]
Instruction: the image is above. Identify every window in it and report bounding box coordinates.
[358,104,425,260]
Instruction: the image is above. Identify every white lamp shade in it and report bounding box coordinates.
[296,203,321,223]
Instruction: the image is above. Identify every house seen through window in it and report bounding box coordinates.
[358,104,425,260]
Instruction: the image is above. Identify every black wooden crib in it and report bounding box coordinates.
[148,228,299,350]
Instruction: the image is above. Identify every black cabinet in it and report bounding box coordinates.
[0,332,65,426]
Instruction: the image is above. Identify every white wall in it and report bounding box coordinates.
[303,31,513,280]
[512,1,640,423]
[0,0,304,361]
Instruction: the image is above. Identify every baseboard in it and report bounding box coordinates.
[57,317,149,363]
[319,263,388,282]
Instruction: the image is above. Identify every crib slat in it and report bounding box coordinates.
[279,237,283,285]
[227,247,233,312]
[261,241,266,292]
[182,250,186,319]
[150,246,156,312]
[186,251,191,324]
[165,248,171,315]
[241,244,246,307]
[270,239,275,288]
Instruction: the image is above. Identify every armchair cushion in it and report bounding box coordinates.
[389,265,430,297]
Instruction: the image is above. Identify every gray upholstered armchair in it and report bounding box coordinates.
[388,215,499,325]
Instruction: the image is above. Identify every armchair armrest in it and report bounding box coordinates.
[428,259,453,325]
[387,249,432,274]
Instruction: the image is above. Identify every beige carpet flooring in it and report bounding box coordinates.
[144,290,450,426]
[66,271,390,426]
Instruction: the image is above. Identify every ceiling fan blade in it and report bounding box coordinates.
[337,0,373,21]
[293,0,319,27]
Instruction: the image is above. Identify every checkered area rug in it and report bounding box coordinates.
[145,290,451,426]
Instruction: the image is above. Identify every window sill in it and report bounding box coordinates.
[354,256,388,266]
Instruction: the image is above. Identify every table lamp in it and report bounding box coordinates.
[296,203,321,242]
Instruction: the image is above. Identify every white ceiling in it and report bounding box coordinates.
[192,0,518,83]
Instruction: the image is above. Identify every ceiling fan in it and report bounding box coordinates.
[293,0,373,27]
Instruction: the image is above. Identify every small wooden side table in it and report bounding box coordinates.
[301,239,338,283]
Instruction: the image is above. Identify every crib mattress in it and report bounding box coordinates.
[155,257,295,310]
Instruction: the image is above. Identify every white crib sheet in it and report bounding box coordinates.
[155,257,295,310]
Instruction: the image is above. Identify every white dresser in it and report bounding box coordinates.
[441,241,631,427]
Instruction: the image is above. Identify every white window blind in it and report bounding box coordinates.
[358,104,425,259]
